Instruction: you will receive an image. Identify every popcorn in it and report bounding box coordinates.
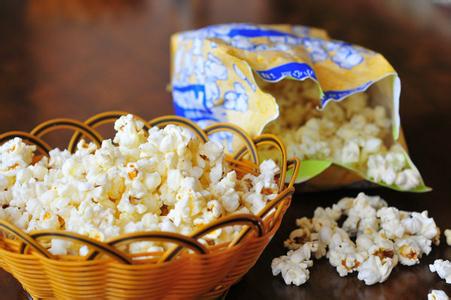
[340,140,360,164]
[240,160,279,215]
[263,79,422,190]
[79,245,90,256]
[284,228,313,250]
[429,259,451,284]
[363,137,382,154]
[113,114,147,159]
[213,171,240,213]
[199,140,223,163]
[0,138,36,172]
[402,211,439,240]
[159,217,177,232]
[0,115,279,255]
[327,229,365,276]
[271,243,314,286]
[445,229,451,246]
[0,174,8,191]
[273,193,441,286]
[377,207,405,239]
[259,160,279,184]
[286,214,334,260]
[395,169,421,190]
[428,290,449,300]
[49,239,72,256]
[395,236,430,266]
[367,154,396,186]
[357,251,397,285]
[194,200,223,226]
[124,213,159,233]
[48,149,71,169]
[342,193,379,236]
[129,242,164,255]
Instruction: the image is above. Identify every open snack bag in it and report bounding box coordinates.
[170,24,429,192]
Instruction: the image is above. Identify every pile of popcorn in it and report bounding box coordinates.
[0,115,280,256]
[271,192,445,286]
[262,79,422,190]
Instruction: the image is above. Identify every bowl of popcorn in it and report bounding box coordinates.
[0,112,299,299]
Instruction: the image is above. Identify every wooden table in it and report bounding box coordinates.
[0,0,450,299]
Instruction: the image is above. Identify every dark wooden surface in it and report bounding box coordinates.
[0,0,450,299]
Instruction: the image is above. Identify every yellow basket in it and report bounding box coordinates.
[0,112,299,299]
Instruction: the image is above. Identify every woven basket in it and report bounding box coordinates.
[0,112,299,300]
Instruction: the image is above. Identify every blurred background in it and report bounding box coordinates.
[0,0,450,130]
[0,1,450,299]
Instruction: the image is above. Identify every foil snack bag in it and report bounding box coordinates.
[170,24,429,192]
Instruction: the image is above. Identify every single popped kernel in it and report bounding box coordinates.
[271,243,315,286]
[357,252,397,285]
[429,259,451,284]
[428,290,449,300]
[377,206,405,239]
[395,236,431,266]
[445,229,451,246]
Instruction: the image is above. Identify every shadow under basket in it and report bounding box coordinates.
[0,112,299,299]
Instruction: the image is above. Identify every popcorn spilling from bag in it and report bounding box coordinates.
[0,115,280,255]
[262,79,422,190]
[271,193,441,286]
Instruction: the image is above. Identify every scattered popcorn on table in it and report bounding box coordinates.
[429,259,451,284]
[445,229,451,246]
[271,192,441,286]
[262,79,422,190]
[0,115,280,255]
[428,290,449,300]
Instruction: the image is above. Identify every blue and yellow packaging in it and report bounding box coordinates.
[170,24,428,192]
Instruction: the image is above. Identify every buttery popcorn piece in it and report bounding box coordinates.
[271,243,314,286]
[327,229,365,277]
[445,229,451,246]
[377,207,405,239]
[429,259,451,284]
[357,252,397,285]
[395,236,430,266]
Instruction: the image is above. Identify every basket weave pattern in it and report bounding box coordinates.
[0,112,298,299]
